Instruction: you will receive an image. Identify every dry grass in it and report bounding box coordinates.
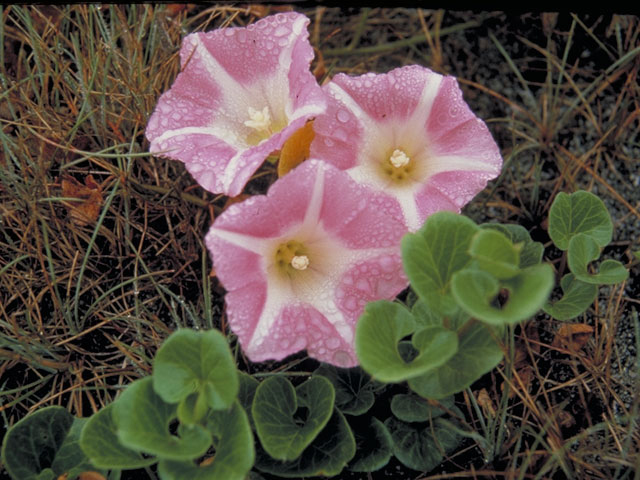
[0,5,638,479]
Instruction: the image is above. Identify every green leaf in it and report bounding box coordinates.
[568,234,629,285]
[1,406,93,480]
[80,403,156,469]
[347,417,393,472]
[355,301,458,383]
[543,273,598,320]
[153,329,238,418]
[113,377,211,461]
[314,364,378,416]
[391,394,455,423]
[480,223,544,268]
[254,408,355,477]
[402,211,479,315]
[469,229,520,279]
[385,415,462,472]
[548,191,612,250]
[158,401,254,480]
[252,376,334,461]
[236,371,259,430]
[408,322,503,399]
[451,264,553,325]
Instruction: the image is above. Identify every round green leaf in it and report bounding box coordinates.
[408,322,504,399]
[469,229,520,279]
[1,406,88,480]
[158,400,254,480]
[153,329,238,414]
[113,377,211,461]
[402,211,479,315]
[451,264,553,325]
[314,364,378,416]
[254,408,355,478]
[568,234,629,285]
[347,417,393,472]
[356,301,458,383]
[391,394,455,423]
[543,273,598,320]
[80,403,156,469]
[480,223,544,268]
[385,415,462,472]
[548,191,613,251]
[252,376,335,461]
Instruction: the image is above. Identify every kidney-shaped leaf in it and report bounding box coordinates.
[158,400,254,480]
[452,265,553,325]
[469,229,520,279]
[314,364,378,416]
[153,329,238,416]
[391,394,455,423]
[254,408,355,478]
[480,223,544,268]
[113,377,211,461]
[548,191,612,251]
[543,273,598,321]
[356,301,458,383]
[252,376,334,461]
[408,322,504,399]
[385,415,462,472]
[567,234,629,285]
[1,406,95,480]
[80,403,156,470]
[402,211,479,315]
[347,417,393,473]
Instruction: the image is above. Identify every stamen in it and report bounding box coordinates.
[291,255,309,270]
[389,149,410,168]
[244,106,272,133]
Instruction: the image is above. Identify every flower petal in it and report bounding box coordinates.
[146,12,326,196]
[206,160,407,366]
[310,65,503,231]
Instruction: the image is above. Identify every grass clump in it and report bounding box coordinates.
[1,5,639,479]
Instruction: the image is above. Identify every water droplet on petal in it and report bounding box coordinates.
[336,110,350,123]
[332,350,351,367]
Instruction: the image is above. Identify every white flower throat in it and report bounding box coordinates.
[244,106,273,133]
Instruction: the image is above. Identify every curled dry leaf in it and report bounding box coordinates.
[277,121,315,177]
[552,323,594,351]
[61,174,103,227]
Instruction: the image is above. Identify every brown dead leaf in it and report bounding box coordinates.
[476,388,496,417]
[277,121,315,177]
[61,174,103,227]
[552,323,594,351]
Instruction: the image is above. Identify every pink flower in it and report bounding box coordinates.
[146,12,326,197]
[205,160,408,367]
[310,65,503,231]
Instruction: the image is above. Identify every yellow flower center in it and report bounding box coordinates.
[380,148,415,182]
[274,240,310,275]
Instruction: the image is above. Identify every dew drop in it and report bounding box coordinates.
[324,137,334,147]
[336,110,350,123]
[236,30,247,43]
[332,350,351,367]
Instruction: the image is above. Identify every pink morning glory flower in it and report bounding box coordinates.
[310,65,503,231]
[146,12,326,197]
[205,160,408,367]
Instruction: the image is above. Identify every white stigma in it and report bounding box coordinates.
[389,149,410,168]
[291,255,309,271]
[244,106,272,133]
